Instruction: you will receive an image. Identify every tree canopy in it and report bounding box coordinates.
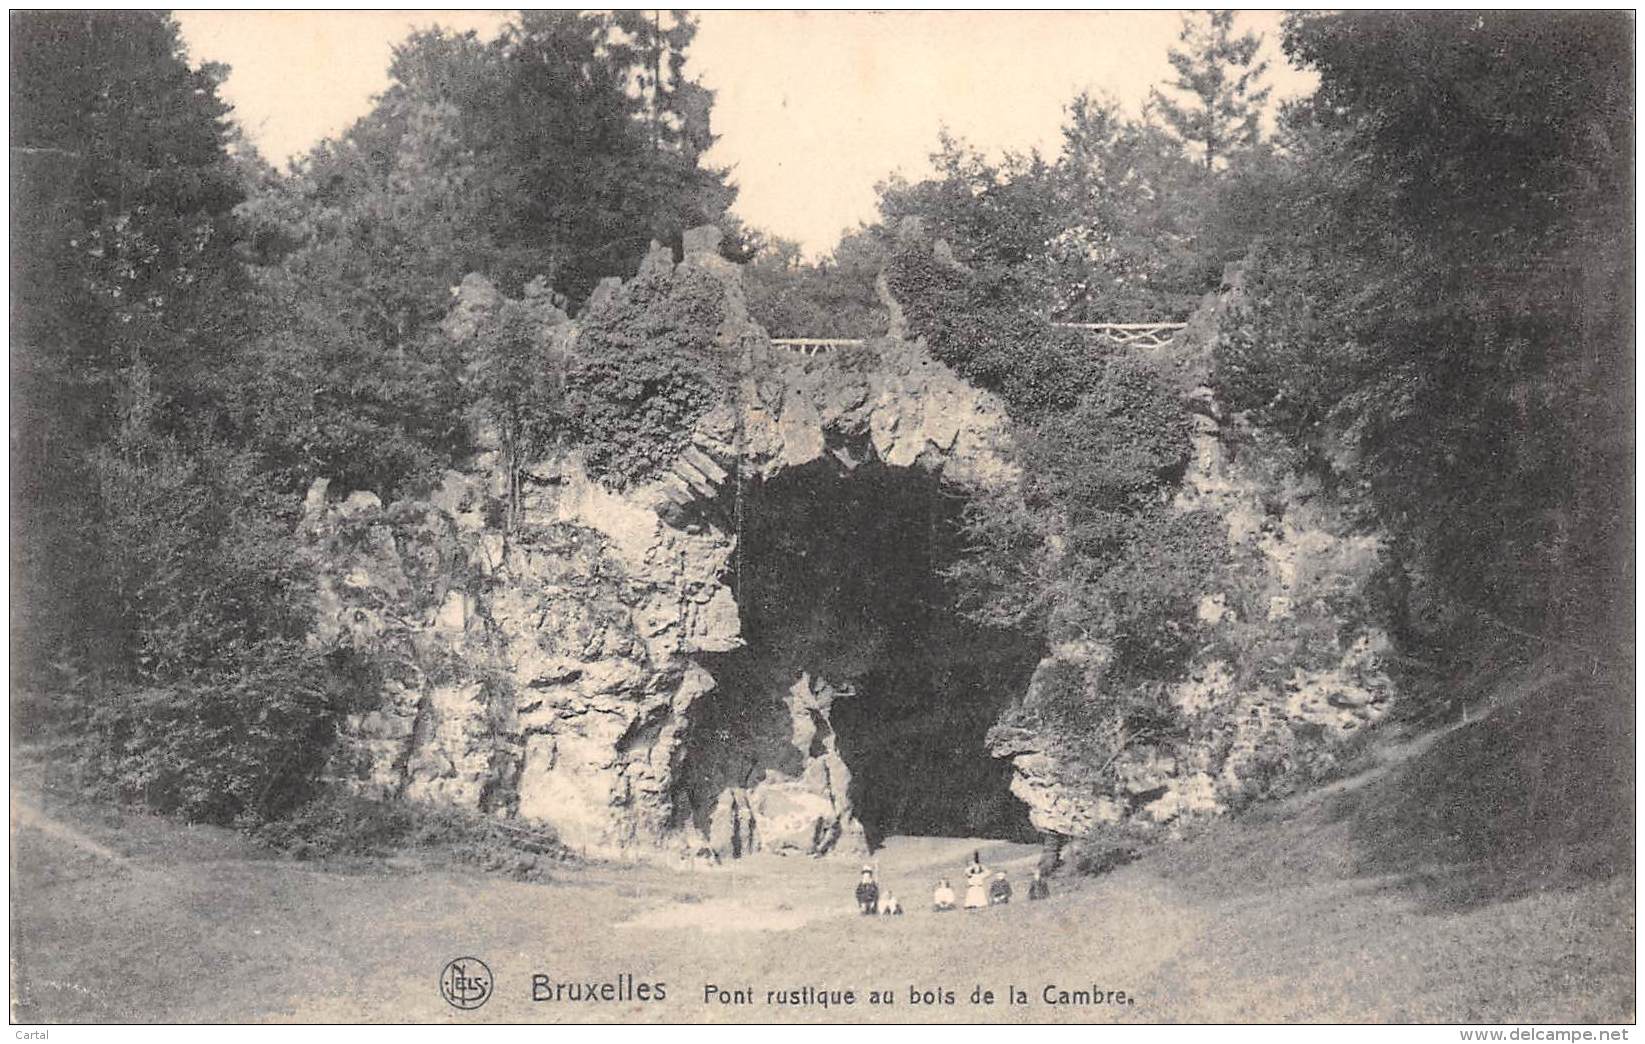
[1215,11,1633,654]
[9,9,742,825]
[11,11,257,679]
[235,10,738,498]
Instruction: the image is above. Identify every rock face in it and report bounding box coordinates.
[689,672,864,858]
[302,230,1021,862]
[303,233,1395,859]
[988,267,1396,838]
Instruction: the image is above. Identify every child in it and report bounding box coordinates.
[855,866,879,916]
[932,878,956,912]
[1028,868,1051,900]
[988,870,1012,906]
[879,891,904,916]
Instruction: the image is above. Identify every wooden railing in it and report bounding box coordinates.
[770,321,1188,357]
[768,338,868,356]
[1053,322,1188,348]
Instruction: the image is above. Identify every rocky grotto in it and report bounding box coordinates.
[684,458,1043,853]
[299,228,1394,864]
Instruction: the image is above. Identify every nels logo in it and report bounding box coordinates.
[440,957,494,1011]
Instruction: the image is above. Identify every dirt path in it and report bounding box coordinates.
[10,797,124,863]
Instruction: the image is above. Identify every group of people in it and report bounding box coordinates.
[855,851,1050,916]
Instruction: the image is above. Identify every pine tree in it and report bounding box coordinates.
[1147,11,1272,171]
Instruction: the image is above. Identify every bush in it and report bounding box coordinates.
[256,790,568,880]
[741,232,889,340]
[1026,363,1191,515]
[1089,508,1227,678]
[1069,843,1138,877]
[885,244,1098,418]
[566,261,731,488]
[1066,822,1158,876]
[76,641,365,825]
[59,378,374,829]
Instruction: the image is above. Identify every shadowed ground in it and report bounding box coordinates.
[10,667,1634,1024]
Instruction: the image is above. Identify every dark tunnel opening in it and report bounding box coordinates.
[683,455,1044,850]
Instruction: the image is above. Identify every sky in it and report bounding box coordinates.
[174,10,1317,255]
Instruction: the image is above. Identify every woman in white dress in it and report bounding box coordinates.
[963,851,989,909]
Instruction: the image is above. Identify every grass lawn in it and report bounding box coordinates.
[10,668,1634,1024]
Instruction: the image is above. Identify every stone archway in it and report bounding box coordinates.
[301,234,1043,863]
[681,457,1043,855]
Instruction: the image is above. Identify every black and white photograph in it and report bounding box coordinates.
[7,8,1636,1029]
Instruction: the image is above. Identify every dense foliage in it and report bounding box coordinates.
[567,260,733,487]
[885,237,1214,737]
[235,10,737,502]
[740,230,888,339]
[1214,11,1633,660]
[10,10,739,831]
[879,9,1632,800]
[11,12,256,679]
[9,14,348,829]
[875,111,1221,324]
